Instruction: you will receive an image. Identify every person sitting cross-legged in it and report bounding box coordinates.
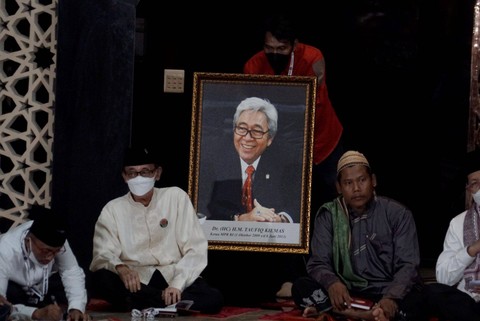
[89,146,224,314]
[291,150,429,321]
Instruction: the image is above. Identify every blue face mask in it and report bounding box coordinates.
[265,53,290,74]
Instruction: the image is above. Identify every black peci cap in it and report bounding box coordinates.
[123,146,158,167]
[465,149,480,176]
[29,206,67,247]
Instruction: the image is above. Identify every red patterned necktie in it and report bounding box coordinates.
[242,165,255,212]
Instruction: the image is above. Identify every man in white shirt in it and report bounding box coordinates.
[89,146,223,314]
[432,149,480,319]
[0,207,89,321]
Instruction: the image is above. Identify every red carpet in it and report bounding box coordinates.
[260,299,296,311]
[259,310,366,321]
[87,298,445,321]
[260,309,444,321]
[87,298,113,312]
[260,309,316,320]
[87,299,260,318]
[194,306,261,318]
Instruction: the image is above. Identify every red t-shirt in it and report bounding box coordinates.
[244,43,343,165]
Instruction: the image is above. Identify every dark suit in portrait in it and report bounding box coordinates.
[199,141,302,223]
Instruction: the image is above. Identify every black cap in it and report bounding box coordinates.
[465,149,480,176]
[123,146,157,167]
[29,207,67,247]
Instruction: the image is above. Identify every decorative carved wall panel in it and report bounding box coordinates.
[0,0,57,230]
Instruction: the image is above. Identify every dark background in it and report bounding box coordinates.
[53,0,473,305]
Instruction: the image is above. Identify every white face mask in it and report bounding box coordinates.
[127,176,155,196]
[26,238,48,267]
[473,189,480,205]
[29,247,46,267]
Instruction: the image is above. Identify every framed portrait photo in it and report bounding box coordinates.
[188,72,316,254]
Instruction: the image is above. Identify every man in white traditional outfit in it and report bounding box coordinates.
[0,207,90,321]
[434,148,480,319]
[89,146,223,314]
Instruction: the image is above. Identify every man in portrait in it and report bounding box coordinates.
[198,96,302,223]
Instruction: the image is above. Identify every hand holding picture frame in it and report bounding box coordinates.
[188,72,316,253]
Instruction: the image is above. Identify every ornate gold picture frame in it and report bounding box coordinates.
[188,72,316,253]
